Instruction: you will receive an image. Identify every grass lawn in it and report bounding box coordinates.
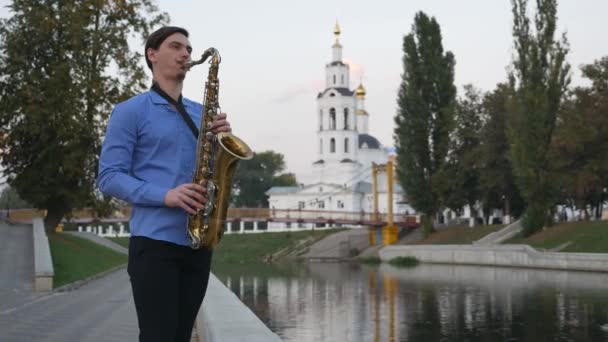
[412,224,505,245]
[48,233,127,288]
[505,220,608,253]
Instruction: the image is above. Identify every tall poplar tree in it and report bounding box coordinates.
[394,11,456,234]
[507,0,570,235]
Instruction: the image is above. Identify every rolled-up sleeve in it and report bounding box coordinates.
[97,106,169,206]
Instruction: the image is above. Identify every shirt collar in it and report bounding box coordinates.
[149,89,171,106]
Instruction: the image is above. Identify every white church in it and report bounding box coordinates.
[266,23,415,230]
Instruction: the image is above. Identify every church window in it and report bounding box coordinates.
[341,74,344,85]
[337,200,344,209]
[333,75,336,84]
[344,138,349,153]
[330,138,335,153]
[329,108,336,129]
[343,108,349,129]
[318,201,325,209]
[298,201,305,209]
[319,139,323,154]
[319,110,323,131]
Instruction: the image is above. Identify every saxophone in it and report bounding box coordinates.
[185,48,253,250]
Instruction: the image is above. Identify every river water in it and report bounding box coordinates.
[212,261,608,342]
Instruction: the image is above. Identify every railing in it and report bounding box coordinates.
[6,207,420,227]
[264,209,419,227]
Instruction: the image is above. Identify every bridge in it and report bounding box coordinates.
[4,207,420,229]
[226,208,420,228]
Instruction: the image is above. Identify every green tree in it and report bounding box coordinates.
[232,151,297,207]
[553,57,608,219]
[436,85,483,224]
[0,1,168,232]
[394,11,456,235]
[507,0,570,235]
[0,186,30,210]
[478,83,525,222]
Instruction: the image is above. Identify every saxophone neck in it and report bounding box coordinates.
[186,48,221,69]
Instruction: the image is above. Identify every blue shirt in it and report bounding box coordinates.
[97,90,203,246]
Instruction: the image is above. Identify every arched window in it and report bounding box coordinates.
[344,138,349,153]
[329,108,336,130]
[333,75,336,85]
[341,74,344,85]
[319,139,323,154]
[343,108,349,130]
[319,110,323,131]
[330,138,336,153]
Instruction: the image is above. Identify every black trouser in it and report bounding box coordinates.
[128,236,213,342]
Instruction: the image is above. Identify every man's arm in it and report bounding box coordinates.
[97,106,169,207]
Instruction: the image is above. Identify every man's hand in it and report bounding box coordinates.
[164,183,207,214]
[211,112,231,134]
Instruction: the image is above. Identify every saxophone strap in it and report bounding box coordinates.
[151,82,199,138]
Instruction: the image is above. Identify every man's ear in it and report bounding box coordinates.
[147,48,157,64]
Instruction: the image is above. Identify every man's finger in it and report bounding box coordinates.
[183,187,207,203]
[185,183,206,193]
[180,200,197,215]
[179,193,202,211]
[211,119,227,128]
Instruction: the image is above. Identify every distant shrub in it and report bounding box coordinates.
[388,256,419,267]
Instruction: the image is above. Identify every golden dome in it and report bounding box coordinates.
[356,83,366,98]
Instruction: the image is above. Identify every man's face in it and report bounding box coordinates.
[147,33,192,81]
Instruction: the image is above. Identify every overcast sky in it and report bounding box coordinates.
[1,1,607,184]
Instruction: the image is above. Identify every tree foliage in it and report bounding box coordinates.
[507,0,570,235]
[232,151,297,208]
[478,83,525,221]
[0,185,30,209]
[553,57,608,219]
[394,11,456,234]
[437,85,483,220]
[0,0,168,231]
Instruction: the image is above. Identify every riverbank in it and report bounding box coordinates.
[212,228,344,264]
[109,228,344,265]
[506,220,608,253]
[401,220,608,253]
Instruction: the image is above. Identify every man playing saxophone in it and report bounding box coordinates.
[97,26,230,342]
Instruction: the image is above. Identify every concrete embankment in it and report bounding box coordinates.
[379,244,608,273]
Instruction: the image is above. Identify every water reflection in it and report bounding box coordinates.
[212,262,608,341]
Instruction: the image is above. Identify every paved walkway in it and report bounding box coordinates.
[0,267,139,341]
[0,230,202,341]
[0,223,40,312]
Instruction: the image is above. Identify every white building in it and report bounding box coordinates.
[266,23,414,230]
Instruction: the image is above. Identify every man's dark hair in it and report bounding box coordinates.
[145,26,189,70]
